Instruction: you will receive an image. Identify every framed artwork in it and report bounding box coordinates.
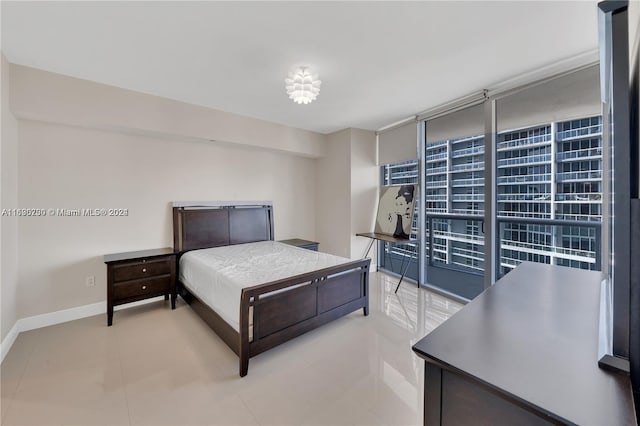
[374,184,417,239]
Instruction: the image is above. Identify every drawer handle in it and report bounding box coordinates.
[142,268,147,273]
[142,285,147,290]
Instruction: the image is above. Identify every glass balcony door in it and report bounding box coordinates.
[494,65,602,278]
[379,66,603,302]
[422,104,486,300]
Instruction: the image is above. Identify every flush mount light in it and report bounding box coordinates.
[285,66,321,105]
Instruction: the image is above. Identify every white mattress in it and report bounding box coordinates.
[179,240,353,331]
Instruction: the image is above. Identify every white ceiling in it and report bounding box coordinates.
[2,1,600,134]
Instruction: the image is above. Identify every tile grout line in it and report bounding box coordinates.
[0,271,453,426]
[237,393,266,426]
[113,326,133,426]
[1,335,38,423]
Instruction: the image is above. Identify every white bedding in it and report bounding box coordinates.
[179,240,354,331]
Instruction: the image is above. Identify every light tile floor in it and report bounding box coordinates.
[1,272,462,426]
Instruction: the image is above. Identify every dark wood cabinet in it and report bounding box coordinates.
[279,238,319,251]
[104,248,176,326]
[412,262,637,425]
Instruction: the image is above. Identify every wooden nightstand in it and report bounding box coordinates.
[104,248,176,326]
[279,238,319,251]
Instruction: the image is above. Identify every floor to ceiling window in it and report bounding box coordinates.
[422,104,486,300]
[377,65,603,302]
[494,65,602,279]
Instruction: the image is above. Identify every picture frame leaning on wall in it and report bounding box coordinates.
[374,184,417,240]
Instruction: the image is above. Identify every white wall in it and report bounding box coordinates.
[1,53,19,341]
[16,120,317,318]
[349,129,378,260]
[5,64,323,320]
[316,128,377,261]
[4,61,377,333]
[10,64,326,159]
[316,129,351,258]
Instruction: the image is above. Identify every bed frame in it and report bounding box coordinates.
[173,203,370,377]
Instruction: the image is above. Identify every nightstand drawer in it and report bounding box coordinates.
[113,275,171,300]
[105,248,177,326]
[113,259,171,282]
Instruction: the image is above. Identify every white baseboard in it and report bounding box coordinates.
[17,301,106,333]
[1,322,19,362]
[1,296,165,362]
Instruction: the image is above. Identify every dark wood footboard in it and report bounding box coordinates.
[173,204,370,377]
[239,258,370,376]
[179,258,370,377]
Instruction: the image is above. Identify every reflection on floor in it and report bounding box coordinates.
[1,271,462,426]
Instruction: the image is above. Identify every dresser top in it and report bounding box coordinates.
[412,262,636,425]
[104,247,175,263]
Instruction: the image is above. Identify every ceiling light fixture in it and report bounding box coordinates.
[285,66,321,105]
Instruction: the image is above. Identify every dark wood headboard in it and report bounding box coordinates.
[172,203,274,253]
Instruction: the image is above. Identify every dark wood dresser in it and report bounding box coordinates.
[104,248,176,326]
[279,238,319,251]
[412,262,636,425]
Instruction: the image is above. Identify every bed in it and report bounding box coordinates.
[172,202,370,377]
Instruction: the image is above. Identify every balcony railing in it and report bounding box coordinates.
[500,257,521,269]
[451,246,485,260]
[450,135,484,145]
[385,162,417,170]
[449,261,484,272]
[555,193,602,202]
[427,140,449,148]
[426,181,447,188]
[450,208,484,215]
[497,133,551,150]
[497,173,551,184]
[555,213,602,222]
[498,193,551,202]
[556,170,602,182]
[425,214,486,278]
[497,154,551,168]
[389,170,418,180]
[556,147,602,161]
[451,177,484,187]
[380,212,604,287]
[501,239,595,262]
[426,152,448,162]
[426,166,447,175]
[450,162,484,172]
[433,229,485,243]
[385,244,417,259]
[452,194,484,202]
[497,210,551,219]
[451,242,484,261]
[451,146,484,158]
[496,216,602,277]
[555,124,602,141]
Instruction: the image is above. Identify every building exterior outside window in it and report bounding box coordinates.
[497,116,602,276]
[380,114,602,295]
